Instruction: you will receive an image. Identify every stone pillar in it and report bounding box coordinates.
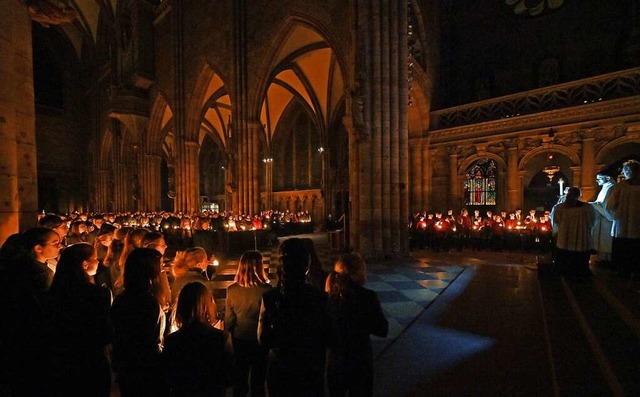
[421,137,431,212]
[114,163,128,212]
[96,170,109,211]
[447,147,459,209]
[409,138,422,212]
[579,130,597,201]
[141,154,162,211]
[571,166,582,191]
[506,141,520,211]
[247,121,261,214]
[0,2,37,244]
[348,0,409,258]
[175,140,199,213]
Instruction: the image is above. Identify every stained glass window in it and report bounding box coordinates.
[464,159,497,206]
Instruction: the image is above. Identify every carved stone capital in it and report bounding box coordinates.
[27,0,77,27]
[577,129,597,140]
[503,138,519,150]
[447,145,462,156]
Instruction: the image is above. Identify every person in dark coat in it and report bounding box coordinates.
[225,251,272,397]
[163,282,233,397]
[44,243,113,397]
[258,238,328,397]
[111,248,168,397]
[325,253,389,397]
[0,227,61,396]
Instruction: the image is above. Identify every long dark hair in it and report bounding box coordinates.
[49,243,94,296]
[277,238,310,286]
[20,227,58,259]
[123,248,162,294]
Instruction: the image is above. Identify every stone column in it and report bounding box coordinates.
[348,0,409,258]
[114,163,129,212]
[505,140,520,211]
[579,130,597,201]
[96,170,109,211]
[175,140,199,213]
[447,147,459,209]
[409,138,422,212]
[141,154,162,211]
[247,121,261,214]
[571,166,582,191]
[0,2,37,244]
[421,137,431,211]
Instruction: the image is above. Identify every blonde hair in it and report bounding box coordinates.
[327,253,368,300]
[173,282,217,329]
[334,252,367,285]
[234,251,269,287]
[172,247,207,278]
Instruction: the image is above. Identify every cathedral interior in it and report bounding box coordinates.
[2,0,640,257]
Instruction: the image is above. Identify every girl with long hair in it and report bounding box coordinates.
[225,251,272,396]
[45,243,112,397]
[163,282,232,397]
[325,253,388,397]
[111,248,168,397]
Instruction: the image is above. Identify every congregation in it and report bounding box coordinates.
[0,206,387,397]
[0,160,638,396]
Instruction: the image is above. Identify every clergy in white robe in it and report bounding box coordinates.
[605,160,640,276]
[550,187,595,277]
[589,173,615,262]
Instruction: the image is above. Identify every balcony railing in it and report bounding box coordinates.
[430,68,640,130]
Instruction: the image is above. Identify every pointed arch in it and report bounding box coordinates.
[99,129,113,169]
[250,14,350,121]
[186,62,230,143]
[519,144,580,170]
[148,91,173,156]
[595,134,640,164]
[458,153,507,175]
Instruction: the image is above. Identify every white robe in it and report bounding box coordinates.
[550,202,595,252]
[605,180,640,239]
[590,182,614,258]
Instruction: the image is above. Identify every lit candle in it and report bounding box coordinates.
[558,177,565,196]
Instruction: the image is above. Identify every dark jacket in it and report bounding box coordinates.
[258,282,328,396]
[162,322,233,397]
[44,283,113,397]
[0,256,52,396]
[111,290,164,372]
[225,282,272,341]
[326,281,388,365]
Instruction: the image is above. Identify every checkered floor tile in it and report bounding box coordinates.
[366,262,466,356]
[206,235,466,356]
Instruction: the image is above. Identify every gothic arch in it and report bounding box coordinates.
[99,129,113,169]
[519,144,579,187]
[408,59,431,138]
[518,144,580,171]
[595,134,640,165]
[458,153,507,175]
[148,91,173,156]
[250,14,350,120]
[186,63,230,143]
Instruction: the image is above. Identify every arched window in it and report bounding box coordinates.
[464,159,497,206]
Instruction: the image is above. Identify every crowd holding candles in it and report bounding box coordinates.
[0,206,388,396]
[408,207,554,252]
[1,159,638,396]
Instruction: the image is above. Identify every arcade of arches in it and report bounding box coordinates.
[2,0,640,258]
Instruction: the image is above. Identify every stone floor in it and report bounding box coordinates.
[372,249,640,397]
